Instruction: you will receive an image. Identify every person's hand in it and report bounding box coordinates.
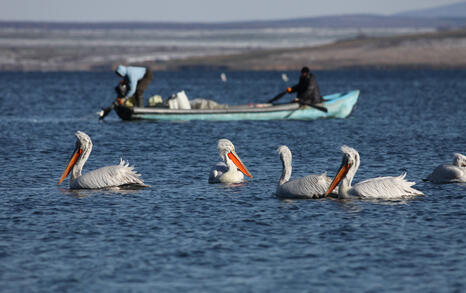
[293,98,299,103]
[286,87,292,93]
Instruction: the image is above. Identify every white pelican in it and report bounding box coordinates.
[276,145,334,199]
[208,139,252,184]
[325,145,423,199]
[425,153,466,183]
[58,131,148,189]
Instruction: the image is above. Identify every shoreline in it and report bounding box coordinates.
[1,28,466,71]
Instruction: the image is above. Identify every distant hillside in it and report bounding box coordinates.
[396,1,466,18]
[1,14,466,30]
[151,28,466,70]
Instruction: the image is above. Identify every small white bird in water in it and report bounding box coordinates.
[281,73,289,82]
[325,145,423,199]
[58,131,148,189]
[276,145,334,199]
[425,153,466,183]
[220,73,227,82]
[209,139,252,184]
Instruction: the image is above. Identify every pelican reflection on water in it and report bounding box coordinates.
[325,145,424,199]
[58,131,148,189]
[425,153,466,183]
[209,139,253,184]
[276,145,334,199]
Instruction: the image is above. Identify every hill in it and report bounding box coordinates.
[396,1,466,18]
[1,13,466,31]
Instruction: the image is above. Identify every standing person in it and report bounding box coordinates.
[268,66,322,105]
[115,65,153,107]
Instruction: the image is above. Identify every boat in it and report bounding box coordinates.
[114,90,360,121]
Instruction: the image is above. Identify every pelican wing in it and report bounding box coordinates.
[351,172,423,199]
[71,159,147,189]
[277,173,331,199]
[208,162,229,183]
[427,164,465,183]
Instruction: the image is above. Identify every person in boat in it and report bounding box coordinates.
[269,66,323,105]
[115,65,153,107]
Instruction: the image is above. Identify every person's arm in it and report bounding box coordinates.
[288,83,299,93]
[124,75,138,98]
[267,85,296,104]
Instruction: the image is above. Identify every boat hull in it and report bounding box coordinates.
[115,90,359,121]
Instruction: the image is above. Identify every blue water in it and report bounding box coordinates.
[0,69,465,292]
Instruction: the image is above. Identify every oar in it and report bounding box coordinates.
[267,91,287,104]
[268,91,328,113]
[98,103,115,120]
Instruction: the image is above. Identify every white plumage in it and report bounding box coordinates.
[425,153,466,183]
[208,139,252,184]
[58,131,148,189]
[276,145,333,199]
[326,145,423,199]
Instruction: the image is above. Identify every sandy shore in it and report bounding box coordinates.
[149,29,466,70]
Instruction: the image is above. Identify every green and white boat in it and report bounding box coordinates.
[115,90,360,121]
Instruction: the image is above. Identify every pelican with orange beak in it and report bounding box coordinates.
[208,139,253,184]
[325,145,423,199]
[58,131,148,189]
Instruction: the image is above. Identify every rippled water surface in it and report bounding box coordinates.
[0,70,465,292]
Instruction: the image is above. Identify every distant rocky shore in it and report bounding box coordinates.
[1,27,465,71]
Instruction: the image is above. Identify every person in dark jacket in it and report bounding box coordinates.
[115,65,153,107]
[269,67,322,105]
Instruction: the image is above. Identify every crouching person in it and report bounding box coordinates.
[115,65,153,107]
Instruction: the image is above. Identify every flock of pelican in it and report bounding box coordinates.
[58,131,465,199]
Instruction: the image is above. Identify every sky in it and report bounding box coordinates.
[0,0,463,22]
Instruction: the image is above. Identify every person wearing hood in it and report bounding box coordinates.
[268,66,323,105]
[115,65,153,107]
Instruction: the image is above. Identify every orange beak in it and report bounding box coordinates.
[227,151,253,178]
[58,147,82,185]
[325,162,351,196]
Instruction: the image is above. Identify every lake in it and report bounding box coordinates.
[0,69,465,292]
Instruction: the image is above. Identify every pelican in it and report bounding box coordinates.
[208,139,252,184]
[58,131,148,189]
[276,145,334,199]
[425,153,466,183]
[325,145,423,199]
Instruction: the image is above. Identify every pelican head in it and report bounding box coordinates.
[452,153,466,167]
[217,138,252,178]
[277,145,292,185]
[58,131,93,185]
[325,145,360,196]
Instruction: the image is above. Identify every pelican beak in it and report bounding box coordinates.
[227,151,253,178]
[325,161,351,196]
[58,145,82,185]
